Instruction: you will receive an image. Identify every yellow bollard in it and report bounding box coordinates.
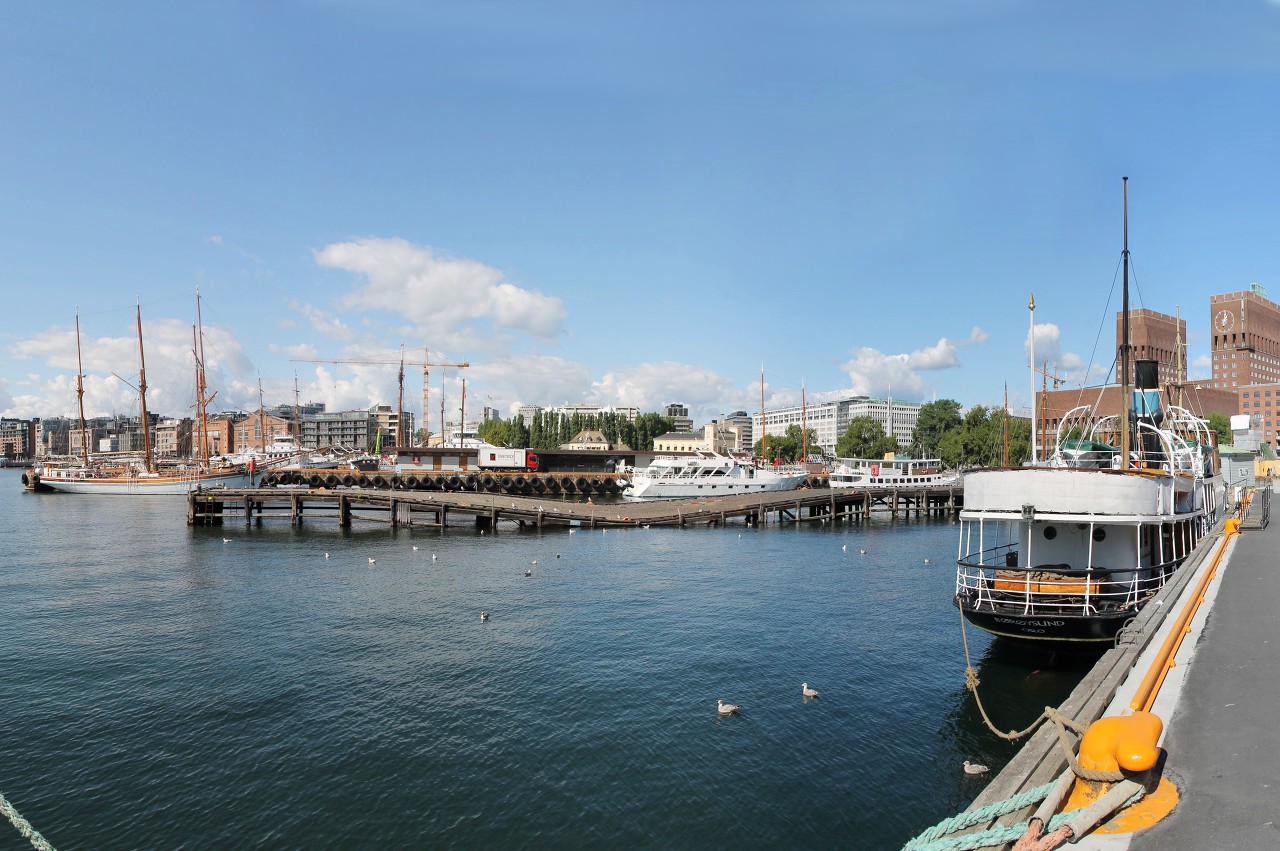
[1078,712,1163,773]
[1064,712,1179,834]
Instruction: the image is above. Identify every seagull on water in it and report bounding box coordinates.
[367,557,376,565]
[480,612,489,622]
[525,569,532,577]
[802,683,820,699]
[531,559,537,566]
[432,554,438,562]
[569,529,575,535]
[222,538,231,543]
[963,760,989,776]
[924,558,931,564]
[860,549,867,555]
[555,553,561,559]
[717,700,741,716]
[412,545,419,552]
[842,544,847,552]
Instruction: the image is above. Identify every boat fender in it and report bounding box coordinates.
[372,475,387,488]
[512,475,526,489]
[390,475,403,488]
[405,475,420,488]
[499,476,512,488]
[324,475,339,488]
[342,475,355,487]
[481,475,495,489]
[309,475,323,488]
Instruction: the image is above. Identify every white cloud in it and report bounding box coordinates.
[840,327,988,398]
[587,362,738,420]
[316,237,567,340]
[1190,354,1211,380]
[3,316,265,418]
[1023,322,1108,385]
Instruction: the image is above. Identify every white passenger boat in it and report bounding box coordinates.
[828,457,958,489]
[953,182,1225,650]
[623,452,810,499]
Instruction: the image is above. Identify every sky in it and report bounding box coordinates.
[3,1,1280,431]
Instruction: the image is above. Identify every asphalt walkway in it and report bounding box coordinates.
[1130,505,1279,849]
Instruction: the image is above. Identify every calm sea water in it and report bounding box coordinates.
[0,470,1086,849]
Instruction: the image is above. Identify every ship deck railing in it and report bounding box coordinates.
[956,555,1180,617]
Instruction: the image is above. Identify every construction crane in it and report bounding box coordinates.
[291,349,469,446]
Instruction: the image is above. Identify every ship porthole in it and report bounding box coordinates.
[1043,525,1058,540]
[1093,528,1107,542]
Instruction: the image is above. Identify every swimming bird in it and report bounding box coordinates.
[924,558,931,564]
[432,554,438,562]
[525,569,532,577]
[842,544,847,552]
[531,559,537,566]
[717,700,740,716]
[412,545,419,552]
[569,529,575,535]
[860,549,866,555]
[480,612,489,622]
[367,557,376,565]
[963,761,989,776]
[324,552,330,559]
[222,538,231,543]
[556,553,561,559]
[802,683,820,699]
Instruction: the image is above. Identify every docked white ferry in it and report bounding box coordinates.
[828,456,958,489]
[623,452,810,500]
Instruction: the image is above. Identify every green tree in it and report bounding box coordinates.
[1206,412,1231,447]
[910,399,963,458]
[837,416,892,459]
[755,425,816,462]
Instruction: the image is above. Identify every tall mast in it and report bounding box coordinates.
[800,381,807,463]
[760,363,766,455]
[194,290,211,465]
[460,378,467,447]
[1003,381,1009,467]
[1029,292,1037,464]
[293,374,302,444]
[257,377,266,451]
[422,346,430,446]
[136,299,153,472]
[1175,305,1186,410]
[396,343,405,447]
[75,308,90,466]
[1119,177,1132,467]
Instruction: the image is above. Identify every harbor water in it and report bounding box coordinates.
[0,470,1087,848]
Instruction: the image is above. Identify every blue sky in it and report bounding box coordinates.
[3,1,1280,430]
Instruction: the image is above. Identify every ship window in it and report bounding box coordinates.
[1093,528,1107,542]
[1042,525,1057,540]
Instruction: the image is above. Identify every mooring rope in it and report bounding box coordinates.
[958,611,1123,782]
[0,791,56,851]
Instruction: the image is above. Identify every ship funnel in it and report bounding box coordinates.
[1134,360,1160,391]
[1132,359,1164,427]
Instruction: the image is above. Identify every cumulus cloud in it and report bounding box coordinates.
[3,316,264,418]
[316,237,566,340]
[587,362,739,419]
[841,326,988,398]
[1024,322,1108,385]
[1189,354,1211,380]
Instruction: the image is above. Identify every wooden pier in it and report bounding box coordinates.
[187,484,963,529]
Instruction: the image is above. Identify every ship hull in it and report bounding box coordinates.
[31,470,250,494]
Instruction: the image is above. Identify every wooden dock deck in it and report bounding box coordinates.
[187,484,962,529]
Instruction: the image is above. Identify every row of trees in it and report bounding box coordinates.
[476,410,676,452]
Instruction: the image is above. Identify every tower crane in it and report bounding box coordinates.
[291,350,469,446]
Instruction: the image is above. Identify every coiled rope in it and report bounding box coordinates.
[0,791,56,851]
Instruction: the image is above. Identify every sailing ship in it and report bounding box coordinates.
[23,295,250,495]
[952,179,1225,649]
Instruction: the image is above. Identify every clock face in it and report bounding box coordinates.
[1216,309,1235,332]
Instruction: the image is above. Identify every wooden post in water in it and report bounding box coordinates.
[339,495,351,528]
